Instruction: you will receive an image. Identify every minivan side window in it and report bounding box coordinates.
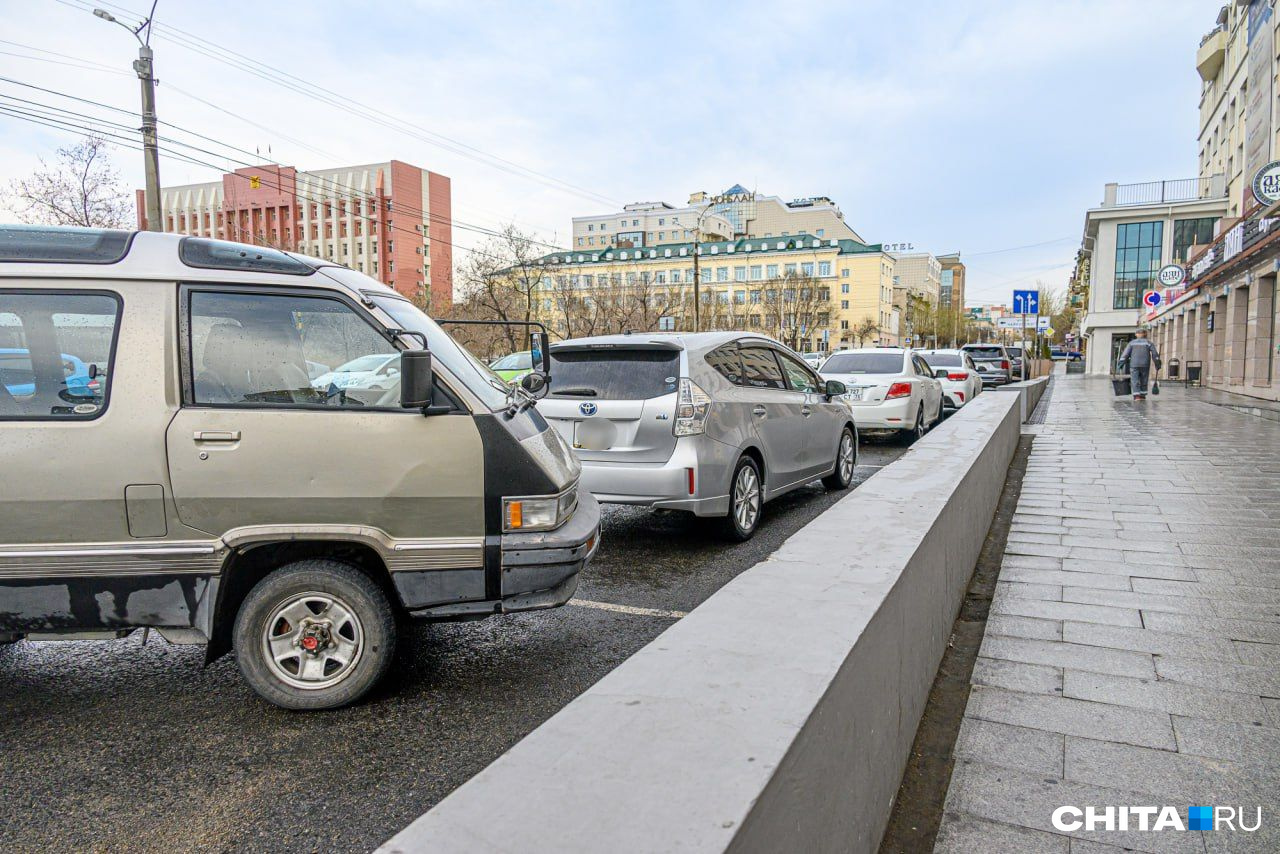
[705,344,743,385]
[0,291,120,420]
[776,351,820,393]
[187,290,399,409]
[738,346,787,390]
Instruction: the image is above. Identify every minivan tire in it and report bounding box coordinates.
[721,455,763,542]
[822,426,857,490]
[233,560,397,711]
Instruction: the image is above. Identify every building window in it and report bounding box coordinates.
[841,283,850,294]
[766,264,779,278]
[785,263,797,276]
[734,266,747,281]
[1113,221,1162,310]
[841,300,849,309]
[587,224,594,231]
[716,267,729,282]
[1172,217,1218,262]
[817,229,825,237]
[841,320,849,329]
[750,265,762,280]
[818,261,832,277]
[658,218,665,226]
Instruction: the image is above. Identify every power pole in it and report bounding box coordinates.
[94,5,162,231]
[691,231,701,332]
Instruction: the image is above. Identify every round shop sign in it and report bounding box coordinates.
[1143,290,1163,308]
[1253,160,1280,206]
[1157,264,1185,288]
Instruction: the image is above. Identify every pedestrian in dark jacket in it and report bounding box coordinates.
[1119,330,1161,400]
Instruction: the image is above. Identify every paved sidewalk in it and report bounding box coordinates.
[936,377,1280,853]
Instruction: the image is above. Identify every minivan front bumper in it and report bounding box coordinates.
[403,488,601,619]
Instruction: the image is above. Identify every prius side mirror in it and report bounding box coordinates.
[399,349,449,415]
[824,379,846,398]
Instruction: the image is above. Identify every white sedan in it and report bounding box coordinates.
[918,349,983,411]
[311,353,401,390]
[820,348,943,443]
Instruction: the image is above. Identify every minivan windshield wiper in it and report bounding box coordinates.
[552,387,599,397]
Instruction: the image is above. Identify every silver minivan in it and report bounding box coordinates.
[0,226,599,710]
[537,332,857,540]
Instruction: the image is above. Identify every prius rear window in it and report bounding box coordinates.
[548,349,679,400]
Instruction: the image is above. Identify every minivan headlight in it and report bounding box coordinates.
[504,484,578,532]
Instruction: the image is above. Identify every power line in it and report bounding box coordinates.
[964,236,1075,258]
[59,0,623,209]
[0,102,552,273]
[0,76,565,253]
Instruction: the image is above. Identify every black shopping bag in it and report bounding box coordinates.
[1112,375,1131,396]
[1151,379,1160,395]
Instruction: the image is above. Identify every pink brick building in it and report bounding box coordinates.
[140,160,453,310]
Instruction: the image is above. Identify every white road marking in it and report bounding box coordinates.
[857,464,885,469]
[571,599,688,619]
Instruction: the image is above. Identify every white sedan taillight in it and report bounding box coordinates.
[674,377,712,436]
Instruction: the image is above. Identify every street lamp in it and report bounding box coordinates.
[672,206,718,332]
[93,5,162,232]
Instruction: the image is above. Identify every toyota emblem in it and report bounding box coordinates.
[579,402,598,416]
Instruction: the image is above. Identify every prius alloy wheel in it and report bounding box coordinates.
[723,455,763,541]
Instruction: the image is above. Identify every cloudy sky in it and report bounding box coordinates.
[1,0,1215,305]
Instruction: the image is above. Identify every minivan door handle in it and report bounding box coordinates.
[193,430,241,442]
[752,406,767,418]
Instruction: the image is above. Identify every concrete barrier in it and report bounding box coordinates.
[382,392,1024,854]
[994,375,1049,422]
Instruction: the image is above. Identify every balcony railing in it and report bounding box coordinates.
[1103,176,1226,207]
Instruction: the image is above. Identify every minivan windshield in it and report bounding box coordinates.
[317,268,510,411]
[822,352,904,374]
[548,348,679,400]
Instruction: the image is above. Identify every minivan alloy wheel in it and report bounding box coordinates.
[263,591,365,690]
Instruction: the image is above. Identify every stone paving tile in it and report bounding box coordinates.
[934,812,1069,854]
[1172,715,1280,762]
[1265,698,1280,727]
[1232,640,1280,666]
[1062,671,1269,724]
[942,759,1205,853]
[1003,553,1068,571]
[1130,578,1280,604]
[972,657,1063,695]
[1064,736,1280,807]
[1061,586,1218,616]
[985,614,1063,642]
[1062,558,1197,581]
[964,685,1175,750]
[1141,612,1280,644]
[1060,621,1240,663]
[1213,598,1280,622]
[953,718,1065,776]
[979,635,1156,678]
[1154,656,1280,697]
[1069,840,1158,854]
[992,597,1142,627]
[1001,566,1132,591]
[993,581,1062,602]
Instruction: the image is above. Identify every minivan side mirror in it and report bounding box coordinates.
[824,379,846,398]
[400,349,439,411]
[530,330,551,375]
[520,371,547,395]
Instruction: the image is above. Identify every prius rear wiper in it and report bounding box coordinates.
[553,387,599,397]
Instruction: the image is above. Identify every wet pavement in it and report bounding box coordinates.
[0,440,906,853]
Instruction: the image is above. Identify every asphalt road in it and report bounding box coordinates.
[0,439,906,854]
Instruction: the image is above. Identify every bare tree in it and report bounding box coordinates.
[5,135,132,228]
[755,273,832,349]
[453,224,551,355]
[852,317,880,347]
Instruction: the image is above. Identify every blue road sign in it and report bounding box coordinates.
[1013,289,1039,314]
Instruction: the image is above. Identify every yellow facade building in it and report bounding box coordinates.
[528,233,897,352]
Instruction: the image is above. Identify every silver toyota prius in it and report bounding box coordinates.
[537,332,857,540]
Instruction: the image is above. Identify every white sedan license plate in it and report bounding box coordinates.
[848,387,864,401]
